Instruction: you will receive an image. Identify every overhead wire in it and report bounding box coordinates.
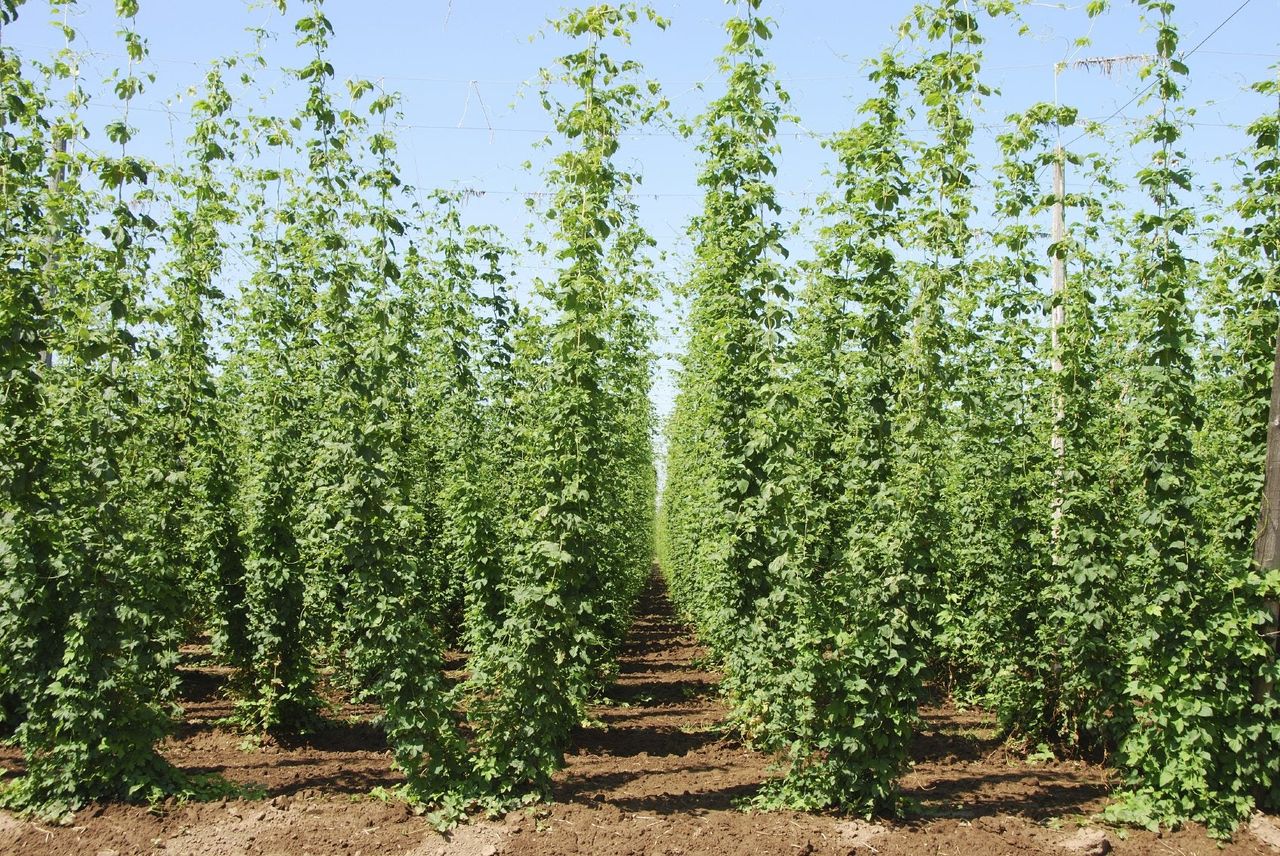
[1058,0,1257,151]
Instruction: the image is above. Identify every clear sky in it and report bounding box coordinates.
[4,0,1279,417]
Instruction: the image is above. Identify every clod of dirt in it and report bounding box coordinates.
[1059,827,1111,855]
[836,819,887,850]
[1252,813,1280,852]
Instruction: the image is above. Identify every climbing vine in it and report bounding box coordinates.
[463,3,662,804]
[660,2,797,765]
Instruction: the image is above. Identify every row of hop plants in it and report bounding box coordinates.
[0,0,660,822]
[661,0,1280,838]
[3,0,1279,839]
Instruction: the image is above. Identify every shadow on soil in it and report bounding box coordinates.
[177,665,233,705]
[571,724,728,758]
[904,771,1110,821]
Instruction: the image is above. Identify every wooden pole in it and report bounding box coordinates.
[1253,321,1280,662]
[1050,147,1066,543]
[39,135,66,369]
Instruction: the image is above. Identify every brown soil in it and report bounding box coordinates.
[2,574,1277,856]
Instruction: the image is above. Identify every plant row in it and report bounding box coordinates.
[660,0,1280,837]
[0,0,658,821]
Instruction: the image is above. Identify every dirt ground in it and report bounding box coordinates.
[3,576,1279,856]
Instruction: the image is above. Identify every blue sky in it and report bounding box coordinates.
[4,0,1278,417]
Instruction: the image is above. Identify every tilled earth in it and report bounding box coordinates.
[3,576,1278,856]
